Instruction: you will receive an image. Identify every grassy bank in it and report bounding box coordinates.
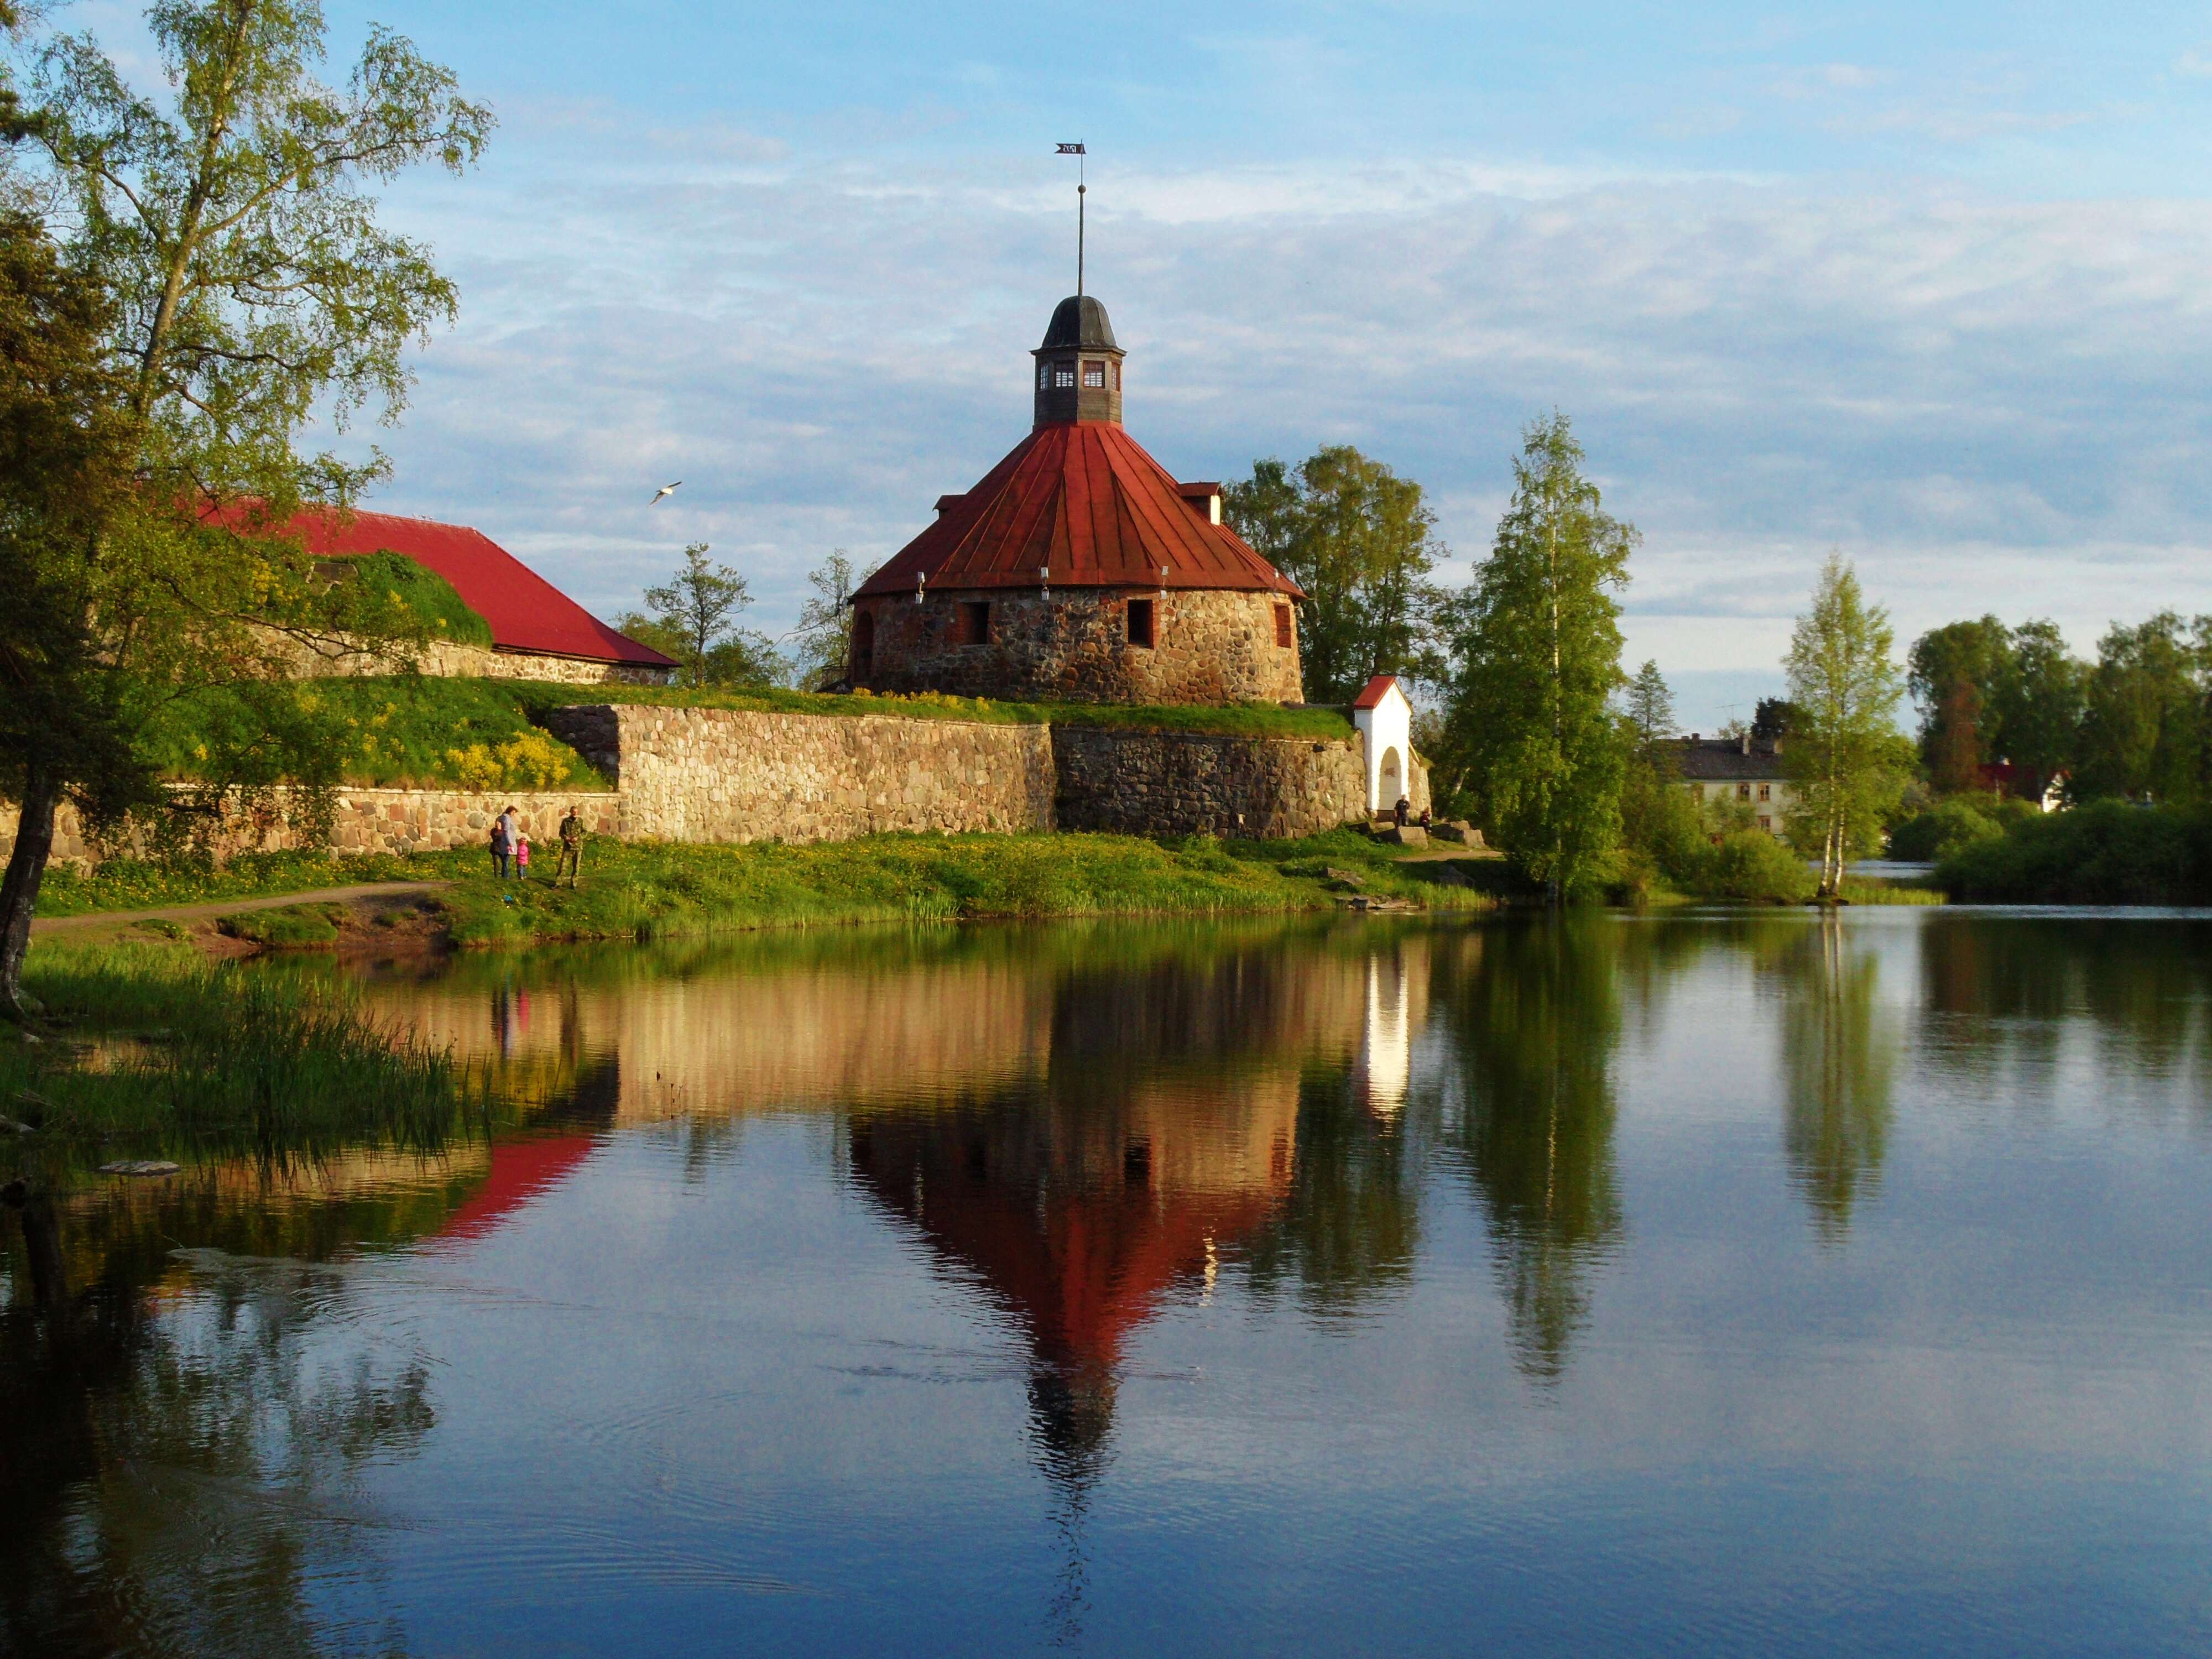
[1938,802,2212,904]
[437,828,1489,946]
[3,940,483,1172]
[516,681,1357,739]
[35,848,473,917]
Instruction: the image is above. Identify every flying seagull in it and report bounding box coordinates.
[648,481,682,506]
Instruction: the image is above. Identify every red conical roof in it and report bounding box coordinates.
[854,422,1302,601]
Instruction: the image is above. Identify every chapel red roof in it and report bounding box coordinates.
[1352,674,1405,710]
[201,503,675,669]
[854,422,1303,601]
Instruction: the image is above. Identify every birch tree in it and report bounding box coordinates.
[1783,556,1910,898]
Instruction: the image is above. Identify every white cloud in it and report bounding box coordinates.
[350,140,2212,684]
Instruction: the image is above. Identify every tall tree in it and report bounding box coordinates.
[1987,619,2084,794]
[1223,444,1445,703]
[1623,659,1675,751]
[1442,413,1635,902]
[786,547,874,691]
[1927,677,1985,796]
[2072,612,2209,805]
[1751,697,1804,742]
[1907,615,2012,783]
[0,1,491,1018]
[629,542,780,688]
[1783,556,1910,898]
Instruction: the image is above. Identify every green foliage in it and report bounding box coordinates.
[1695,830,1815,904]
[1223,445,1446,703]
[1937,801,2212,904]
[144,676,602,790]
[1905,614,2083,796]
[1618,759,1707,890]
[787,548,874,690]
[1441,412,1636,901]
[1752,697,1804,741]
[3,938,483,1168]
[2072,612,2211,806]
[1624,660,1676,748]
[1885,795,2038,863]
[629,542,782,688]
[1785,556,1911,894]
[341,551,493,646]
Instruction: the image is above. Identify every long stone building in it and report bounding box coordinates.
[848,293,1306,706]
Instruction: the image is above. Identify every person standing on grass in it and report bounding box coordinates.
[555,806,585,889]
[515,828,532,881]
[489,810,513,879]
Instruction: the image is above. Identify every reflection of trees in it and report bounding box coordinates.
[1774,917,1900,1240]
[1918,917,2212,1104]
[1241,1066,1421,1322]
[1433,919,1625,1384]
[1,1245,435,1656]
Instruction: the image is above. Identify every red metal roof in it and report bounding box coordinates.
[854,422,1303,601]
[201,503,675,668]
[1352,674,1404,710]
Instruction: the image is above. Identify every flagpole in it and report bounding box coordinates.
[1077,151,1086,300]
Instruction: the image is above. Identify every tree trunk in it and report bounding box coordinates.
[0,765,60,1021]
[2,1181,70,1311]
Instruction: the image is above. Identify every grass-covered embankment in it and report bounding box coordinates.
[437,828,1489,946]
[3,939,483,1171]
[1938,801,2212,904]
[515,680,1358,740]
[34,848,472,918]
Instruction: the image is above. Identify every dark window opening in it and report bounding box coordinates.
[1083,361,1105,388]
[1274,604,1293,648]
[1737,783,1752,800]
[1038,363,1049,389]
[1127,598,1155,648]
[1123,1139,1152,1187]
[959,600,991,645]
[852,609,875,679]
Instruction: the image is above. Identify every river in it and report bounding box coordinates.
[5,908,2211,1656]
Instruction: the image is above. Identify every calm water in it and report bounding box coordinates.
[7,909,2212,1656]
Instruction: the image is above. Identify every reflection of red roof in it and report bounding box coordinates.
[434,1133,599,1245]
[201,503,675,668]
[1352,674,1402,710]
[854,423,1303,601]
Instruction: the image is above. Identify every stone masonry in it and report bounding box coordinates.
[1052,728,1365,839]
[854,586,1303,707]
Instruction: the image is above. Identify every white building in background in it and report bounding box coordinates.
[1352,674,1417,815]
[1677,734,1796,837]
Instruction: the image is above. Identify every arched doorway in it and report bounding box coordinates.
[1379,745,1403,811]
[852,609,875,681]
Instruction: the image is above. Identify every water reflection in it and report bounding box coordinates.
[1772,917,1902,1240]
[1432,920,1625,1383]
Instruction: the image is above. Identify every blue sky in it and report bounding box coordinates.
[74,1,2212,727]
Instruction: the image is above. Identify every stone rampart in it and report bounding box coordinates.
[275,633,671,685]
[1051,728,1365,839]
[7,706,1381,869]
[540,705,1057,844]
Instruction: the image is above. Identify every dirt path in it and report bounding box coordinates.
[32,881,451,938]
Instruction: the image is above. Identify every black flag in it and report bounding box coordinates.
[1055,142,1085,154]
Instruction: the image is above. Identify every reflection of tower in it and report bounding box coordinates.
[846,1082,1295,1488]
[1353,954,1412,1118]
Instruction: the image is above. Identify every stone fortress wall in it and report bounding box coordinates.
[854,587,1304,707]
[8,704,1424,866]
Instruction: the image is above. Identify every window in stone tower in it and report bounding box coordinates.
[1112,361,1121,389]
[1127,598,1155,649]
[1038,362,1049,389]
[1054,364,1075,389]
[1083,361,1105,388]
[1275,604,1293,648]
[958,601,990,645]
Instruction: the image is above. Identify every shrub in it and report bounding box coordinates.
[218,902,347,948]
[1938,801,2212,904]
[1695,831,1815,903]
[1887,795,2036,862]
[346,550,494,646]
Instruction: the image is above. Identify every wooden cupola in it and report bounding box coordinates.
[1032,294,1124,426]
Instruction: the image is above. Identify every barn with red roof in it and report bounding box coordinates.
[849,294,1306,706]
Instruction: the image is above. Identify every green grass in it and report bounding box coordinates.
[347,550,495,646]
[35,848,471,917]
[217,902,349,947]
[2,938,485,1173]
[517,681,1358,739]
[1837,876,1947,905]
[435,830,1492,946]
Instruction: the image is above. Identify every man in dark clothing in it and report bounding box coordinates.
[555,806,585,888]
[1394,796,1410,827]
[489,808,514,878]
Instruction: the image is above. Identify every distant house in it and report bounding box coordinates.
[1677,734,1794,837]
[1978,761,2065,812]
